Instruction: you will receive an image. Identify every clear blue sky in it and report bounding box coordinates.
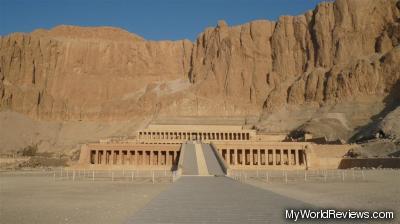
[1,0,327,41]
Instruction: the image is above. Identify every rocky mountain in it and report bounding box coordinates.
[1,0,399,153]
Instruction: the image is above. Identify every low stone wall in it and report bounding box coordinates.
[339,158,400,169]
[307,144,353,170]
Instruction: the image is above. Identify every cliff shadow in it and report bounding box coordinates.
[349,80,400,143]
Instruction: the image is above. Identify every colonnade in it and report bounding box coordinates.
[138,131,251,141]
[89,149,180,166]
[218,148,306,167]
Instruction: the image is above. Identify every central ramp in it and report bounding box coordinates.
[201,144,225,176]
[181,143,199,175]
[181,142,225,176]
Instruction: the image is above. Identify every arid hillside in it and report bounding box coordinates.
[1,0,399,154]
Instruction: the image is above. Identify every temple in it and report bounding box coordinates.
[77,123,353,172]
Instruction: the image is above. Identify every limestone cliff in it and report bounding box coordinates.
[0,25,193,120]
[1,0,400,152]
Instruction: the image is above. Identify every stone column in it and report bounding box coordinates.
[101,151,106,165]
[272,150,276,166]
[240,149,244,166]
[94,150,98,164]
[250,149,253,165]
[257,149,261,166]
[233,149,237,166]
[230,149,234,165]
[117,150,121,165]
[112,151,115,165]
[137,151,140,165]
[156,151,160,166]
[152,151,155,166]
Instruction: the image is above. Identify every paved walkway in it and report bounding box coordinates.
[126,176,309,223]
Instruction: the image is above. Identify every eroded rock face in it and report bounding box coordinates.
[0,26,193,120]
[0,0,399,125]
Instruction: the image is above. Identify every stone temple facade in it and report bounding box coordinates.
[77,124,353,171]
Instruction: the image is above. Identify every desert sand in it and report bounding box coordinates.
[0,172,170,224]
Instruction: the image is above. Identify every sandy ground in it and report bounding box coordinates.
[247,170,400,218]
[0,173,170,224]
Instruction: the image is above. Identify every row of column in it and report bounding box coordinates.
[138,131,250,141]
[219,149,306,166]
[90,150,179,166]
